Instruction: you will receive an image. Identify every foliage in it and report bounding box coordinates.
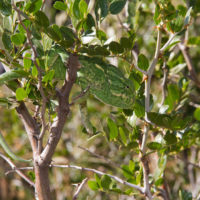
[0,0,200,199]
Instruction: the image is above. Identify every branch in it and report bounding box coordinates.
[78,146,119,167]
[73,178,88,200]
[141,27,162,200]
[160,33,178,53]
[38,54,80,166]
[50,164,145,194]
[13,4,48,153]
[0,153,35,187]
[5,167,34,175]
[69,86,90,106]
[16,102,40,157]
[178,43,200,88]
[145,27,162,119]
[160,61,168,106]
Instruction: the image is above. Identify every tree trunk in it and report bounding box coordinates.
[34,165,52,200]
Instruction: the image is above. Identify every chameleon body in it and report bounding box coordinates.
[0,132,31,163]
[76,56,135,134]
[77,56,135,109]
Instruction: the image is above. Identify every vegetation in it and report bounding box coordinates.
[0,0,200,199]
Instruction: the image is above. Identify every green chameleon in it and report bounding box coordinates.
[76,56,135,134]
[77,56,135,108]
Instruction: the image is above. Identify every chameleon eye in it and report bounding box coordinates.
[126,86,129,89]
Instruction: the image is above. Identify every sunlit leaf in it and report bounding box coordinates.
[107,118,118,140]
[16,88,28,101]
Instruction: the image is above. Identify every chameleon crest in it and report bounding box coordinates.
[77,57,135,109]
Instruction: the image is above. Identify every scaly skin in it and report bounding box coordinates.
[77,56,135,109]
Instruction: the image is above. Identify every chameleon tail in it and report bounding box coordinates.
[0,131,31,163]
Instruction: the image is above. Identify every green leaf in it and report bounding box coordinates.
[138,54,149,70]
[16,88,28,101]
[109,41,124,54]
[147,112,172,130]
[184,7,192,26]
[154,5,161,25]
[35,11,50,29]
[164,132,177,145]
[28,171,35,182]
[83,14,95,31]
[179,189,192,200]
[147,142,162,150]
[42,34,53,52]
[73,0,81,19]
[129,160,135,172]
[23,53,32,70]
[96,30,107,42]
[46,46,67,79]
[170,114,191,130]
[94,46,110,56]
[168,15,184,33]
[120,37,134,50]
[2,31,12,50]
[95,174,101,187]
[109,0,127,15]
[165,84,180,111]
[194,107,200,121]
[119,127,127,146]
[101,175,112,190]
[42,70,55,85]
[11,33,26,46]
[0,0,12,16]
[121,164,134,179]
[32,65,38,78]
[79,0,88,18]
[60,26,75,41]
[18,20,31,34]
[95,0,108,20]
[107,118,118,140]
[0,70,28,86]
[25,0,42,13]
[147,112,190,131]
[47,25,62,41]
[53,1,68,11]
[134,100,145,118]
[88,180,99,190]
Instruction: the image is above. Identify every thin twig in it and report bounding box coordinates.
[145,27,162,120]
[117,15,129,31]
[160,33,177,53]
[69,86,90,106]
[178,43,200,88]
[140,27,162,200]
[5,167,34,175]
[50,164,145,193]
[131,50,148,75]
[73,178,88,200]
[161,61,168,106]
[78,146,119,167]
[41,0,46,10]
[0,153,35,187]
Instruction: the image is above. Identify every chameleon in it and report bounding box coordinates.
[77,56,135,109]
[76,56,135,134]
[0,131,31,162]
